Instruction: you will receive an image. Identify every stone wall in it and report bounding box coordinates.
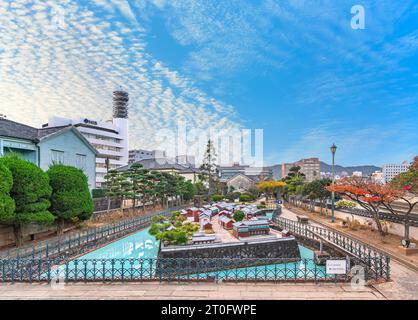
[157,237,301,276]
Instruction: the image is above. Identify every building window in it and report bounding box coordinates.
[51,150,64,164]
[76,154,87,170]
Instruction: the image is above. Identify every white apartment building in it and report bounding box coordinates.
[129,149,166,164]
[371,171,385,184]
[43,91,129,188]
[382,161,410,183]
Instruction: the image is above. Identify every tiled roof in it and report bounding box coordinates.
[0,118,38,141]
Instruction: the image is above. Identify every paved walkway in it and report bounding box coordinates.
[0,282,384,300]
[281,206,418,300]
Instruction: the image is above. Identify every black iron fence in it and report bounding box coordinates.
[0,206,187,260]
[0,256,376,283]
[273,216,390,280]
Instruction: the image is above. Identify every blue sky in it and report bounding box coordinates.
[1,0,418,167]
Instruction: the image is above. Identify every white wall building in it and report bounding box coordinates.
[382,161,410,183]
[43,91,129,188]
[352,171,363,177]
[371,171,385,184]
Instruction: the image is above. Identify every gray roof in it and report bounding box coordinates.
[0,118,39,141]
[117,158,204,173]
[219,216,232,223]
[0,118,98,155]
[233,220,269,228]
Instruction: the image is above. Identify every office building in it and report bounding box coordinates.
[42,91,129,188]
[382,161,410,183]
[282,158,320,182]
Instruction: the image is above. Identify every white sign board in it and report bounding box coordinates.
[326,260,347,275]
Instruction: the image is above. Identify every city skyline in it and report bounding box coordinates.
[0,1,418,167]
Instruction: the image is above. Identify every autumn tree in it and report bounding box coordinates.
[328,177,401,237]
[388,156,418,241]
[256,180,287,200]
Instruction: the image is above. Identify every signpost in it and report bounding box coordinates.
[276,200,283,205]
[326,260,347,275]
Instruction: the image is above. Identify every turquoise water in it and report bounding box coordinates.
[51,227,327,281]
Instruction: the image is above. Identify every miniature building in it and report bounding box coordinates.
[186,207,199,217]
[200,219,213,231]
[209,207,219,215]
[219,210,232,217]
[219,216,234,229]
[192,233,216,244]
[233,220,270,238]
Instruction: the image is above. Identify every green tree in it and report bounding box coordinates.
[233,210,245,222]
[0,163,16,224]
[47,164,94,235]
[302,179,332,214]
[0,155,54,246]
[125,163,149,211]
[199,139,219,200]
[104,170,125,212]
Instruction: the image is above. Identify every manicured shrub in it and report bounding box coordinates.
[336,200,356,209]
[47,164,94,234]
[0,155,53,224]
[0,155,54,246]
[92,188,106,198]
[239,194,253,202]
[0,163,15,224]
[211,194,223,201]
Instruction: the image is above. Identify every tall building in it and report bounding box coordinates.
[282,158,320,182]
[42,90,129,188]
[382,161,410,183]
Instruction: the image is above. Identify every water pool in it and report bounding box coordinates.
[50,227,328,281]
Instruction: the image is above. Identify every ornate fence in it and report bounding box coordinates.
[273,215,390,280]
[0,206,187,260]
[0,256,372,283]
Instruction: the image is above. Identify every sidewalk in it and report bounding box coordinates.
[282,205,418,300]
[284,204,418,271]
[0,282,384,300]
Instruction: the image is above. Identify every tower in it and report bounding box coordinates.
[112,90,129,165]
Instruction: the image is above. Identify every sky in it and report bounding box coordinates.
[0,0,418,167]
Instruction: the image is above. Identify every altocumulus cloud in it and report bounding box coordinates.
[0,0,242,151]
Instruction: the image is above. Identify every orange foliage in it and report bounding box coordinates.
[327,177,403,204]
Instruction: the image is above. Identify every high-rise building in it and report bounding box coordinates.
[382,161,410,183]
[281,158,320,182]
[42,90,129,188]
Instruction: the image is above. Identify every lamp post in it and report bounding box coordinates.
[330,143,337,223]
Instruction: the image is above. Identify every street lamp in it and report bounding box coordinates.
[330,143,337,223]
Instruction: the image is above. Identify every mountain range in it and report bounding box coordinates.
[320,161,381,176]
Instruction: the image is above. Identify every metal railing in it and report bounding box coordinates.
[273,216,390,280]
[0,206,187,260]
[0,257,372,283]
